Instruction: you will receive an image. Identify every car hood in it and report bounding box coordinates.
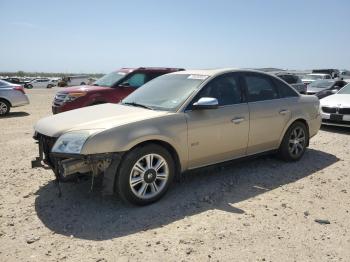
[34,103,169,137]
[58,85,110,93]
[320,94,350,107]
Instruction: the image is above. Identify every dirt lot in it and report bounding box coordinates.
[0,88,349,262]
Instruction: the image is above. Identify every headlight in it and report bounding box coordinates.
[52,131,94,154]
[64,92,87,102]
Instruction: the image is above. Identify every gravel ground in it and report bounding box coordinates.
[0,88,349,262]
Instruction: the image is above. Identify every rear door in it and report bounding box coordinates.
[242,72,293,154]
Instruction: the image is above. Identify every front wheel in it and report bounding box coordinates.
[278,121,309,161]
[26,84,33,89]
[47,84,53,88]
[0,100,10,116]
[117,144,175,205]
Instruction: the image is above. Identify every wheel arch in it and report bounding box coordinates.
[279,118,310,147]
[0,97,12,107]
[127,139,182,178]
[112,139,182,194]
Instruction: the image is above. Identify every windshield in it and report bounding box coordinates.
[306,74,323,80]
[309,80,334,88]
[337,84,350,94]
[0,80,10,87]
[122,74,207,111]
[93,71,126,87]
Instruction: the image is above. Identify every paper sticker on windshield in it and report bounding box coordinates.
[188,75,209,80]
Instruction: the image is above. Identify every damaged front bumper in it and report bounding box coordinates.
[31,133,123,195]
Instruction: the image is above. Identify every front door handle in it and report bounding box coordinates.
[279,109,290,115]
[231,117,245,124]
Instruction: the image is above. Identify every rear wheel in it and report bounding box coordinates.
[26,84,33,89]
[0,100,10,116]
[117,144,175,205]
[279,121,308,161]
[47,84,53,88]
[80,82,86,85]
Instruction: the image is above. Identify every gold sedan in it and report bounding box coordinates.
[33,69,321,205]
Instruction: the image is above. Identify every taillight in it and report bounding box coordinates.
[13,85,25,94]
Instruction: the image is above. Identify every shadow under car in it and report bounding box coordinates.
[34,148,338,240]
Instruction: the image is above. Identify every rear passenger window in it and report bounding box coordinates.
[244,74,279,102]
[273,78,299,98]
[123,73,146,88]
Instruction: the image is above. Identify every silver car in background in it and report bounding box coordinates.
[0,80,30,116]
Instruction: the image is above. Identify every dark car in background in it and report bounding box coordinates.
[52,67,184,114]
[275,73,307,94]
[2,77,31,86]
[306,79,348,98]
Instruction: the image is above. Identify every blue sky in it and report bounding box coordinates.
[0,0,349,73]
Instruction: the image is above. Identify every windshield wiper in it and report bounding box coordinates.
[122,102,153,110]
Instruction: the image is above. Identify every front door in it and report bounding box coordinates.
[185,73,249,168]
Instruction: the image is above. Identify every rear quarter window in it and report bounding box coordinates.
[273,78,299,98]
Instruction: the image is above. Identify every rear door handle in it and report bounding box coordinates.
[279,109,290,115]
[231,117,245,124]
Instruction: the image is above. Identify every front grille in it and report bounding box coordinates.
[322,107,350,115]
[339,108,350,115]
[53,93,67,106]
[322,107,336,113]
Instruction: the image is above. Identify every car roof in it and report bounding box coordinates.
[170,68,272,77]
[308,73,330,76]
[119,67,185,73]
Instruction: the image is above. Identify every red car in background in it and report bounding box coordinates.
[52,67,184,114]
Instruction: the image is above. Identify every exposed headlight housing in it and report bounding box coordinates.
[52,130,97,154]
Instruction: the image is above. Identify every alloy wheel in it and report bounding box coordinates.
[0,101,8,115]
[129,153,169,199]
[288,126,306,157]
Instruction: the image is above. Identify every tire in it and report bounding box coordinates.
[26,84,33,89]
[278,121,309,161]
[80,82,86,85]
[0,100,10,116]
[117,144,175,205]
[47,84,53,89]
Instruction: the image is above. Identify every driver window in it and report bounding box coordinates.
[123,73,146,88]
[194,74,243,106]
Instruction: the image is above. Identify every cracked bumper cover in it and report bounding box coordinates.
[32,136,124,195]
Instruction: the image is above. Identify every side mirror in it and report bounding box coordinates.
[192,97,218,110]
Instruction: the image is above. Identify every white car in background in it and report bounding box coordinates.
[320,83,350,127]
[58,75,90,87]
[25,78,56,89]
[302,73,332,85]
